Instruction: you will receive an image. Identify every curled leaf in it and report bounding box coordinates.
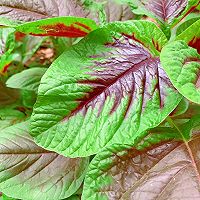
[160,40,200,104]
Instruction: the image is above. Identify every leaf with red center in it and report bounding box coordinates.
[30,20,182,158]
[161,41,200,104]
[82,117,200,200]
[30,23,91,37]
[177,18,200,54]
[14,17,97,38]
[128,0,199,25]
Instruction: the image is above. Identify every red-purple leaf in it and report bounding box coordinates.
[0,0,134,22]
[146,0,187,22]
[130,0,200,25]
[82,131,200,199]
[0,122,89,200]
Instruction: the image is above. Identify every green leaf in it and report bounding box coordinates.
[82,118,200,199]
[160,40,200,104]
[64,195,80,200]
[134,115,200,149]
[2,16,98,38]
[0,122,89,200]
[176,18,200,54]
[2,194,18,200]
[31,20,182,157]
[6,68,47,92]
[176,16,200,36]
[20,90,36,108]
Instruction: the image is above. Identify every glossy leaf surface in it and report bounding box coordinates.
[82,126,200,200]
[0,122,89,200]
[31,20,182,157]
[160,41,200,104]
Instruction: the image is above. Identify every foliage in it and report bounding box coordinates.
[0,0,200,199]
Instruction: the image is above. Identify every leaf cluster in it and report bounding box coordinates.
[0,0,200,199]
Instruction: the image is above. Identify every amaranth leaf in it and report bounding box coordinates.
[0,122,89,200]
[30,20,182,157]
[160,40,200,104]
[82,117,200,200]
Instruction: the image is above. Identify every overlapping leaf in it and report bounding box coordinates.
[5,17,98,38]
[0,0,133,23]
[6,68,47,92]
[30,20,182,157]
[0,82,19,107]
[0,122,89,200]
[0,0,58,21]
[95,0,134,22]
[169,98,189,117]
[0,28,16,74]
[126,0,199,25]
[176,16,200,36]
[82,117,200,200]
[160,41,200,104]
[176,18,200,54]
